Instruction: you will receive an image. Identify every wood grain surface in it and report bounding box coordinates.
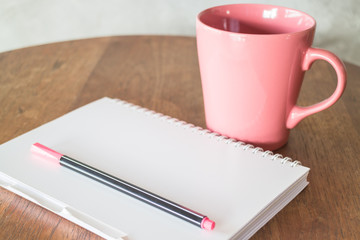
[0,36,359,239]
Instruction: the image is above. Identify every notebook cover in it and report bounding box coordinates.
[0,97,309,240]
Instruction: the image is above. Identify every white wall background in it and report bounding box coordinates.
[1,0,359,65]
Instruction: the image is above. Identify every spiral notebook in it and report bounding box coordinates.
[0,97,309,240]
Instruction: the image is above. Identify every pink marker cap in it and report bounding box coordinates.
[31,143,63,163]
[201,217,215,231]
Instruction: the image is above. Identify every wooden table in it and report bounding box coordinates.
[0,36,359,239]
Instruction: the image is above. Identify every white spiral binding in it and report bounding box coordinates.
[113,99,301,167]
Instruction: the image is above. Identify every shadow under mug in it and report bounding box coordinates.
[196,4,346,150]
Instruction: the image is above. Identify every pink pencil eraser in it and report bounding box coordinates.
[31,143,63,163]
[201,217,215,231]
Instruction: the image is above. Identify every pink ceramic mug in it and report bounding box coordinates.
[196,4,346,150]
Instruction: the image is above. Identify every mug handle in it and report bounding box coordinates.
[286,48,347,129]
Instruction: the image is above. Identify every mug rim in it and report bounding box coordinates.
[197,4,316,36]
